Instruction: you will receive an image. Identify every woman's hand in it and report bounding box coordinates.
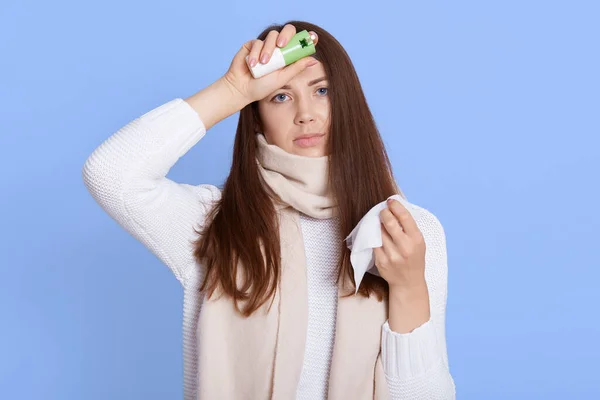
[374,199,427,291]
[221,24,319,104]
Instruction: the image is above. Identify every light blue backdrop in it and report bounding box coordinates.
[1,0,598,399]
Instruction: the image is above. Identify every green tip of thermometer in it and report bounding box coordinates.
[246,30,317,78]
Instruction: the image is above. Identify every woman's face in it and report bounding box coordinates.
[257,60,331,157]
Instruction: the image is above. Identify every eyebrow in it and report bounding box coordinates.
[280,76,328,90]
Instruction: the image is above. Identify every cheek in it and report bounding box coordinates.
[260,112,290,144]
[319,99,331,116]
[320,106,332,129]
[262,108,292,129]
[261,119,279,134]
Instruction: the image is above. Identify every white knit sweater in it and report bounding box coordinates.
[82,98,456,399]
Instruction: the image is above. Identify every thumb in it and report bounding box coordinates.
[277,57,318,82]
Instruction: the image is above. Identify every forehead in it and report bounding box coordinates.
[284,61,327,87]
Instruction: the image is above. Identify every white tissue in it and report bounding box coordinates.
[344,194,408,294]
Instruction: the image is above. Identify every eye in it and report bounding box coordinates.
[271,93,288,103]
[270,87,329,103]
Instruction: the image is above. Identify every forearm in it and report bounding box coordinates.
[383,282,456,398]
[388,281,430,333]
[184,77,249,130]
[381,210,455,397]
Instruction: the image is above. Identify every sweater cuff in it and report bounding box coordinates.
[381,318,441,379]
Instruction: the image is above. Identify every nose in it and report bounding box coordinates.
[296,115,316,124]
[294,104,317,125]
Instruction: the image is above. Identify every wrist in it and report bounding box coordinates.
[185,77,249,131]
[388,280,430,334]
[219,74,253,108]
[389,280,428,301]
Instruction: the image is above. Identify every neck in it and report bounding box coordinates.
[255,132,337,219]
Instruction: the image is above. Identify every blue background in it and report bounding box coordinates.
[1,0,599,399]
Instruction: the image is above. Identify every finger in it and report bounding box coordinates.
[309,31,319,46]
[387,199,420,238]
[373,246,388,269]
[380,208,409,244]
[276,24,297,47]
[236,39,255,66]
[260,30,279,65]
[241,39,253,53]
[274,56,318,83]
[248,39,264,68]
[381,210,413,257]
[380,222,396,257]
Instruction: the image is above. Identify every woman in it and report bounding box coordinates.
[82,20,456,400]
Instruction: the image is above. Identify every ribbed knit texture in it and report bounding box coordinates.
[82,98,456,399]
[295,214,341,399]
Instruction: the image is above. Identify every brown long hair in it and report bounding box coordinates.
[192,20,406,317]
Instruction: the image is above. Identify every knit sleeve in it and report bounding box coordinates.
[82,98,221,287]
[380,208,456,399]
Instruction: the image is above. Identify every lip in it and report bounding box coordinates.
[294,133,325,141]
[294,133,325,148]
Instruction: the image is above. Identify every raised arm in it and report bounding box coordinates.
[82,78,247,286]
[82,26,320,286]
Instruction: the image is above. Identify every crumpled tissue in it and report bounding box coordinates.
[344,194,409,294]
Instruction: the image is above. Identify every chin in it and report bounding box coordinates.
[295,147,327,158]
